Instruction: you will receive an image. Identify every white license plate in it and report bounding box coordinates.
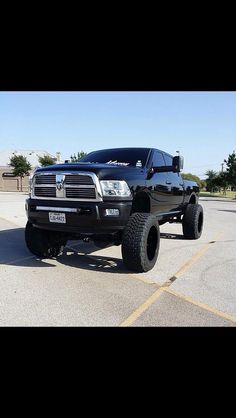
[49,212,66,223]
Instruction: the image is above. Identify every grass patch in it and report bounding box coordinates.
[200,191,236,199]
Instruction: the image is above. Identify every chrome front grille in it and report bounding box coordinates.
[31,171,102,201]
[34,187,56,197]
[65,175,94,185]
[66,188,96,199]
[35,175,56,184]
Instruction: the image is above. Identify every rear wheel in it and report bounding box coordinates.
[182,204,204,239]
[121,213,160,272]
[25,221,67,258]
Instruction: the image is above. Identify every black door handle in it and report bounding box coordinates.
[166,181,172,185]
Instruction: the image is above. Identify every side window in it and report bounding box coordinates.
[163,153,173,166]
[152,151,165,167]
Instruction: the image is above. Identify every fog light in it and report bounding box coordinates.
[104,209,120,216]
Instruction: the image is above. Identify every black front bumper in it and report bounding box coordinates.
[26,198,132,235]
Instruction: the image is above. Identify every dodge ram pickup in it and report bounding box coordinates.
[25,147,204,272]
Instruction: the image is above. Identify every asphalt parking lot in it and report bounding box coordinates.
[0,191,236,326]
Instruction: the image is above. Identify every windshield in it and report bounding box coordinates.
[79,148,151,168]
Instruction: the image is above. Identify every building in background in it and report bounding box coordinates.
[0,149,61,192]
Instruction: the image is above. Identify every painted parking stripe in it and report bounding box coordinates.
[119,232,222,327]
[119,287,167,327]
[165,287,236,324]
[171,232,222,280]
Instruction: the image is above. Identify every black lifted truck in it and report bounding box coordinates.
[25,148,204,272]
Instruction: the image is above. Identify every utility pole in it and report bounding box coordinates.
[221,163,224,172]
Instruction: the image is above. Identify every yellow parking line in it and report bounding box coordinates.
[173,232,222,279]
[165,287,236,324]
[120,287,167,327]
[119,232,222,327]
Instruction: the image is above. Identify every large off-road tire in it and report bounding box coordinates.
[121,213,160,272]
[25,221,67,258]
[182,204,204,239]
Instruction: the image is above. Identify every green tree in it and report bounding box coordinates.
[205,170,218,192]
[224,151,236,196]
[38,154,56,166]
[214,172,229,195]
[9,154,32,191]
[200,180,206,190]
[181,173,202,188]
[70,151,87,162]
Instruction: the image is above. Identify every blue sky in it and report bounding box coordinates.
[0,92,235,178]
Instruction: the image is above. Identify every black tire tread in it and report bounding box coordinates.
[182,204,204,239]
[121,213,160,272]
[25,221,66,258]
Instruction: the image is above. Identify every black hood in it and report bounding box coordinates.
[35,162,146,181]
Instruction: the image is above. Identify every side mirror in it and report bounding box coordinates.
[149,155,184,177]
[173,156,184,172]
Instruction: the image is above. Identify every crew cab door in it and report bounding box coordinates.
[146,150,172,214]
[163,153,185,210]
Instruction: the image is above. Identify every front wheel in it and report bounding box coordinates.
[121,213,160,272]
[25,221,67,258]
[182,204,204,239]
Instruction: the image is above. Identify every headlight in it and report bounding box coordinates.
[100,180,131,197]
[28,175,33,195]
[28,171,36,196]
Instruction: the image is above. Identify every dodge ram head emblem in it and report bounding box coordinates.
[56,181,63,191]
[56,174,65,196]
